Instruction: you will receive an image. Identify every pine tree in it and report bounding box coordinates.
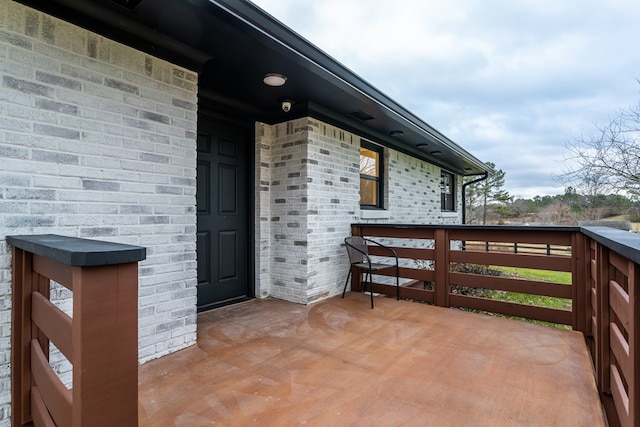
[465,162,511,224]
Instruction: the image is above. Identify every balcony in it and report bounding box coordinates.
[138,224,639,426]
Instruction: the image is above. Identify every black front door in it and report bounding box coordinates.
[196,114,252,311]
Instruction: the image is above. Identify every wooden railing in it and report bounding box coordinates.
[9,235,146,427]
[349,224,640,427]
[581,227,639,427]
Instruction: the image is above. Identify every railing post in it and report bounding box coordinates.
[9,235,145,427]
[572,232,587,332]
[629,261,639,427]
[434,228,450,308]
[11,247,31,426]
[72,263,139,426]
[595,242,610,395]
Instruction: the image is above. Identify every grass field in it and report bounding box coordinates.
[476,266,572,328]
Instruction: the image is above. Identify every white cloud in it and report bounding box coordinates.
[251,0,640,198]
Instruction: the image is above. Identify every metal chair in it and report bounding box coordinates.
[342,236,399,308]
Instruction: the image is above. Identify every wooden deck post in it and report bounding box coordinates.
[9,235,145,427]
[71,263,139,426]
[596,242,610,394]
[434,228,450,308]
[11,247,31,426]
[628,262,638,427]
[572,231,587,332]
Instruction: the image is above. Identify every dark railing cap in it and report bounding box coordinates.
[350,223,640,264]
[351,223,580,232]
[7,234,146,267]
[580,226,640,264]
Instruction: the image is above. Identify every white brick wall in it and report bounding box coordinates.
[267,121,311,303]
[387,150,463,224]
[0,2,198,423]
[305,120,361,302]
[255,125,272,299]
[256,117,463,304]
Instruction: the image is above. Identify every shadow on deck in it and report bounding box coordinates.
[138,294,605,426]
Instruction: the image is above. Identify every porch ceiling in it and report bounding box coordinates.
[17,0,489,176]
[138,295,605,426]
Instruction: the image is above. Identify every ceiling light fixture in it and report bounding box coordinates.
[389,130,403,137]
[430,150,442,155]
[416,143,429,149]
[263,73,287,87]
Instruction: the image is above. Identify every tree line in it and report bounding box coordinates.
[465,91,640,225]
[465,179,637,225]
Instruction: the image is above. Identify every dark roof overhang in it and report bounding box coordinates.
[16,0,489,176]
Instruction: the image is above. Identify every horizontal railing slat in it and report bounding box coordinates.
[368,246,435,261]
[610,322,631,383]
[449,229,572,245]
[31,340,72,427]
[33,254,74,291]
[31,386,57,427]
[369,282,435,303]
[359,227,436,239]
[609,280,630,333]
[609,251,630,277]
[450,250,572,272]
[451,272,571,299]
[368,246,434,260]
[32,291,73,361]
[449,294,572,325]
[611,363,630,425]
[399,267,434,281]
[361,266,434,282]
[404,280,425,289]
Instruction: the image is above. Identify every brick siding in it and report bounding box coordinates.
[256,118,462,304]
[0,2,198,422]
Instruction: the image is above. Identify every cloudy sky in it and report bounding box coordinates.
[250,0,640,199]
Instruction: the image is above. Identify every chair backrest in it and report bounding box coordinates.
[345,236,368,264]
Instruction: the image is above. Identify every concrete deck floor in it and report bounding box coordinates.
[138,294,606,426]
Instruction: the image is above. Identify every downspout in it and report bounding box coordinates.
[461,172,488,224]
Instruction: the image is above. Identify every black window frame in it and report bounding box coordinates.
[441,170,456,212]
[359,140,384,209]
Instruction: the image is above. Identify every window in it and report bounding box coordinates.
[359,141,383,208]
[441,171,455,211]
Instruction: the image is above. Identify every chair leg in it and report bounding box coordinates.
[368,270,374,309]
[396,266,400,301]
[342,268,352,298]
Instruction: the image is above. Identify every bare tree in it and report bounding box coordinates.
[360,154,376,175]
[537,203,574,225]
[562,100,640,200]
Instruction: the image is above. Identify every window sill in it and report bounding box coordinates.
[440,212,459,218]
[360,209,390,220]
